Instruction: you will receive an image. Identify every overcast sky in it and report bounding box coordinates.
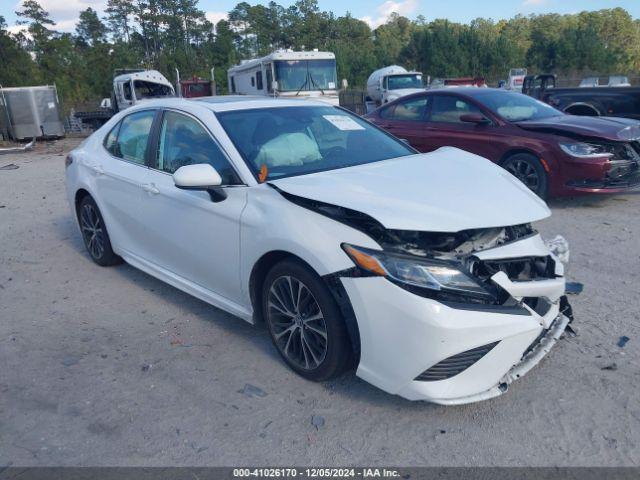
[2,0,638,35]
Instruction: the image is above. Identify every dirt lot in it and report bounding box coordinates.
[0,138,639,467]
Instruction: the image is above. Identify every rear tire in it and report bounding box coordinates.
[77,196,122,266]
[502,153,548,199]
[262,259,352,381]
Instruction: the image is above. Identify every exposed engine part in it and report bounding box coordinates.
[545,235,570,264]
[469,256,557,283]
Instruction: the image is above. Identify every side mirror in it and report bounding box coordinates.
[271,80,278,92]
[173,164,226,202]
[460,113,490,125]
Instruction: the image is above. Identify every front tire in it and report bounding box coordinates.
[502,153,548,199]
[77,196,121,266]
[262,259,352,381]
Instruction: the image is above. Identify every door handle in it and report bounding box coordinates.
[141,183,160,195]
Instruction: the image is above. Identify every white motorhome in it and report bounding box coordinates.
[227,50,340,105]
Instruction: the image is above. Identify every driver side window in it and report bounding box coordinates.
[429,95,481,123]
[156,111,239,185]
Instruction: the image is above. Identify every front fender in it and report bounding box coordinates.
[239,185,380,307]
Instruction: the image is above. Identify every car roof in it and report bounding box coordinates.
[426,87,520,98]
[130,96,333,113]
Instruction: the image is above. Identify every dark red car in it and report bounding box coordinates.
[365,88,640,198]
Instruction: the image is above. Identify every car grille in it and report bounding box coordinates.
[414,342,499,382]
[604,142,640,180]
[470,255,556,283]
[466,255,557,305]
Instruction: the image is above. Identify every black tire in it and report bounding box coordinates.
[262,259,352,381]
[502,153,548,199]
[77,196,122,266]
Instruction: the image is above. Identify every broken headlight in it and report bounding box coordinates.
[342,244,494,302]
[559,142,613,158]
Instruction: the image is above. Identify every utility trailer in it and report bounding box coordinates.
[0,85,64,141]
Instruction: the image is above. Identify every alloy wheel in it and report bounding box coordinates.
[505,159,540,192]
[80,203,105,260]
[267,275,328,370]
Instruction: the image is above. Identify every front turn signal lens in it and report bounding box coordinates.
[342,244,387,276]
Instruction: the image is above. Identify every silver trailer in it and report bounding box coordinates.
[0,85,65,141]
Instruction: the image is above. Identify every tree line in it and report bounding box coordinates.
[1,0,639,112]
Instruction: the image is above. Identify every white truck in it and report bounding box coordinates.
[227,50,342,105]
[75,69,175,129]
[505,68,527,92]
[366,66,424,111]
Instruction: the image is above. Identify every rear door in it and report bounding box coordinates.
[137,109,247,304]
[375,95,430,150]
[95,109,157,256]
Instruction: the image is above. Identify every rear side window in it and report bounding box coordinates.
[113,110,155,165]
[103,122,120,156]
[156,111,239,185]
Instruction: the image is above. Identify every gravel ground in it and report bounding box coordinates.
[0,138,639,467]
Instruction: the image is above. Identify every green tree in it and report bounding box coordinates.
[0,15,41,87]
[15,0,55,60]
[76,8,108,46]
[105,0,136,42]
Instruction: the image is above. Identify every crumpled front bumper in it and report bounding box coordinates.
[341,233,572,404]
[430,313,571,405]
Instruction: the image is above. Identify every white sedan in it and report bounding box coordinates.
[65,96,573,404]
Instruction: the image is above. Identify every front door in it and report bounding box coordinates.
[137,109,247,304]
[376,95,430,151]
[422,94,505,161]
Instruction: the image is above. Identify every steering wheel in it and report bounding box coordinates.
[323,146,347,161]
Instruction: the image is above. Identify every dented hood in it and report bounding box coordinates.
[515,115,640,141]
[270,147,550,232]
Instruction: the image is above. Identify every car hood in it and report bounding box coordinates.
[515,115,640,141]
[270,147,550,232]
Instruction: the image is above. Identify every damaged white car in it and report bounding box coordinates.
[65,97,574,405]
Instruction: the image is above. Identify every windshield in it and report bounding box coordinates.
[474,91,563,122]
[274,60,337,92]
[387,74,423,90]
[133,80,174,100]
[216,106,415,181]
